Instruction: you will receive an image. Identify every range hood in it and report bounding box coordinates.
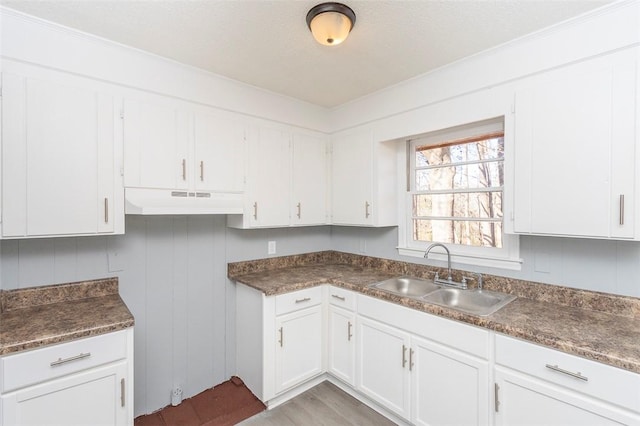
[125,187,243,215]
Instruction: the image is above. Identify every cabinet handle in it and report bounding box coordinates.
[365,201,370,219]
[494,383,500,412]
[253,202,258,220]
[347,321,353,341]
[545,364,589,381]
[296,202,301,219]
[200,160,204,181]
[278,327,283,347]
[331,294,346,301]
[295,297,311,304]
[104,198,109,224]
[402,344,407,368]
[619,194,625,225]
[181,159,186,181]
[50,352,91,367]
[409,348,414,371]
[121,378,125,407]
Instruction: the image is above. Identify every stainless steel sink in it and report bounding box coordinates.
[422,288,516,316]
[369,276,441,298]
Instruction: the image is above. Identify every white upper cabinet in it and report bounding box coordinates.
[228,125,328,228]
[1,63,124,238]
[512,50,639,239]
[123,97,189,190]
[193,109,245,193]
[291,132,328,226]
[123,97,245,194]
[331,127,397,226]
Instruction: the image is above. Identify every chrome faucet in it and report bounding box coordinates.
[424,243,453,281]
[424,243,468,289]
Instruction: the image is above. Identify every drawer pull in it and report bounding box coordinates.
[331,294,346,301]
[545,364,589,381]
[50,352,91,367]
[295,297,311,304]
[278,327,283,347]
[347,321,353,341]
[121,378,126,407]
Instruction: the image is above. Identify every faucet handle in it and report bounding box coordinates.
[462,274,483,290]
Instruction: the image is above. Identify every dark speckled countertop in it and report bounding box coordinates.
[229,251,640,375]
[0,278,134,356]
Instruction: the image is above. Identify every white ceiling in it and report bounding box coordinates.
[1,0,613,108]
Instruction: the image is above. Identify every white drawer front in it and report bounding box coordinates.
[327,286,356,311]
[1,330,128,393]
[495,333,640,412]
[275,287,322,316]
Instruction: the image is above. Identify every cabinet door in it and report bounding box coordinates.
[328,306,355,386]
[291,132,328,226]
[331,129,374,225]
[411,336,489,426]
[123,97,190,190]
[194,110,245,193]
[357,316,410,419]
[274,305,323,394]
[494,368,638,426]
[1,362,129,426]
[246,126,291,227]
[2,73,117,237]
[513,52,637,238]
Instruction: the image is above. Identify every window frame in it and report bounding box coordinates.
[397,117,522,270]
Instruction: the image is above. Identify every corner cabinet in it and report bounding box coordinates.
[228,125,328,228]
[0,329,134,426]
[512,49,639,239]
[330,127,397,226]
[1,62,124,238]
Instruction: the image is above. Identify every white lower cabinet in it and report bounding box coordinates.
[235,284,324,403]
[327,305,356,386]
[494,334,640,426]
[357,316,411,418]
[0,329,134,426]
[411,336,488,426]
[237,283,639,426]
[356,298,489,425]
[275,305,323,394]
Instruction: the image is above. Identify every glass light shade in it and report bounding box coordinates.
[309,11,353,46]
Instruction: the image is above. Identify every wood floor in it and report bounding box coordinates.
[239,381,397,426]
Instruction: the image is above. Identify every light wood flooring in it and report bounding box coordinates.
[238,381,397,426]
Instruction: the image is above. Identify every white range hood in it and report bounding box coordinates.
[125,187,243,215]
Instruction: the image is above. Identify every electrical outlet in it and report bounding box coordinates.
[268,241,276,255]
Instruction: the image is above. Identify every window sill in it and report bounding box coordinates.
[397,247,523,271]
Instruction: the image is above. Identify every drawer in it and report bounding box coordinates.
[495,333,640,412]
[1,330,128,393]
[327,286,356,311]
[275,287,322,316]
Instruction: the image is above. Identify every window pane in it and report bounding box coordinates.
[416,161,504,191]
[415,137,503,167]
[413,192,503,219]
[413,219,503,248]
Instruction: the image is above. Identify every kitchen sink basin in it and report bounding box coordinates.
[369,276,441,298]
[423,288,516,316]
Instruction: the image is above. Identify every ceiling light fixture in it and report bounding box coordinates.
[306,2,356,46]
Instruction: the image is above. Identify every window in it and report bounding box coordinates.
[399,118,520,270]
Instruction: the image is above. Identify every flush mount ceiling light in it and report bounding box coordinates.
[306,2,356,46]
